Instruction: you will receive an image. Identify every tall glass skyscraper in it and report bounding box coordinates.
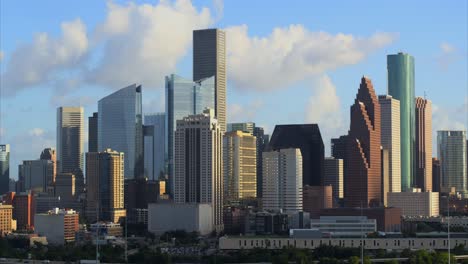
[57,107,84,174]
[0,144,10,195]
[387,52,415,191]
[437,130,467,196]
[98,84,143,179]
[166,74,215,195]
[144,113,166,180]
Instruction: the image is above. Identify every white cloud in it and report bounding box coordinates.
[437,42,459,70]
[226,24,397,91]
[228,99,264,123]
[213,0,224,21]
[0,51,4,61]
[87,0,213,89]
[1,19,88,96]
[440,42,455,54]
[29,128,45,137]
[305,75,347,155]
[49,95,97,108]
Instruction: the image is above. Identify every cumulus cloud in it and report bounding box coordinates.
[226,24,398,91]
[49,95,97,108]
[87,0,213,89]
[1,19,88,96]
[437,42,459,70]
[29,128,45,137]
[228,99,264,123]
[305,75,347,154]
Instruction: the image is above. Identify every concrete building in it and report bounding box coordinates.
[174,109,223,231]
[310,216,377,237]
[378,95,401,194]
[88,112,98,153]
[89,222,123,237]
[223,131,257,202]
[346,77,382,207]
[86,149,126,223]
[98,84,144,179]
[227,122,255,134]
[437,130,467,196]
[193,28,226,132]
[40,148,57,194]
[381,148,390,206]
[387,52,415,192]
[245,211,289,236]
[148,203,213,235]
[415,97,432,192]
[0,204,13,235]
[12,192,35,230]
[34,208,79,244]
[324,158,343,206]
[54,173,75,202]
[388,189,439,217]
[57,107,84,175]
[303,185,332,219]
[144,113,166,180]
[165,74,215,194]
[0,144,10,196]
[18,160,54,193]
[263,148,303,213]
[267,124,324,187]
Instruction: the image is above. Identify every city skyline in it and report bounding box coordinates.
[1,1,466,180]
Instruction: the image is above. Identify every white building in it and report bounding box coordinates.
[173,108,223,232]
[388,189,439,217]
[262,148,303,213]
[34,208,79,245]
[378,95,401,194]
[148,203,213,235]
[310,216,377,237]
[324,157,343,206]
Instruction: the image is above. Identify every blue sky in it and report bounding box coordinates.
[1,0,467,179]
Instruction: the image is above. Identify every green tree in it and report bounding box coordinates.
[409,249,432,264]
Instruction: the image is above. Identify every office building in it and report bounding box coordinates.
[34,208,79,244]
[0,144,10,196]
[254,127,269,199]
[12,192,35,230]
[245,211,289,236]
[310,216,377,237]
[165,74,215,194]
[18,160,54,193]
[88,112,98,153]
[437,130,467,195]
[124,178,159,224]
[432,158,441,192]
[324,157,343,206]
[173,109,223,231]
[268,124,324,186]
[303,185,332,219]
[346,77,381,207]
[98,84,144,179]
[193,28,226,132]
[144,113,166,180]
[381,148,390,206]
[388,189,439,217]
[224,131,257,202]
[263,148,303,213]
[0,204,13,235]
[227,122,255,134]
[57,107,84,174]
[40,148,57,191]
[379,95,401,193]
[415,97,432,192]
[148,203,213,235]
[86,149,126,223]
[387,52,415,191]
[54,173,75,202]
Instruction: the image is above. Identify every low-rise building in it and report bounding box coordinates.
[148,203,213,235]
[89,222,123,237]
[34,208,79,244]
[245,211,288,236]
[310,216,376,237]
[0,203,13,235]
[388,190,439,217]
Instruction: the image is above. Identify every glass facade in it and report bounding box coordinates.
[144,113,166,180]
[387,52,415,191]
[437,131,467,196]
[0,144,10,195]
[98,84,143,179]
[165,74,215,195]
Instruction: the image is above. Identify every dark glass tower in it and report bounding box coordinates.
[88,112,98,153]
[267,124,324,186]
[387,52,415,191]
[0,144,10,195]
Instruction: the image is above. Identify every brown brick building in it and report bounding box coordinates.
[303,185,332,219]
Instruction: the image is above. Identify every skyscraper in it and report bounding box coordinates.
[98,84,143,179]
[86,149,126,223]
[166,74,215,194]
[387,52,415,191]
[227,122,255,134]
[378,95,401,193]
[18,160,54,193]
[193,28,226,132]
[253,127,269,199]
[88,112,98,153]
[144,113,166,180]
[174,109,223,232]
[262,148,303,213]
[40,148,57,193]
[0,144,10,195]
[223,131,257,202]
[432,158,441,193]
[267,124,324,186]
[437,130,467,195]
[346,77,381,208]
[57,107,84,174]
[324,157,343,207]
[415,97,432,192]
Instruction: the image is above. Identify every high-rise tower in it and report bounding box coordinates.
[437,130,467,195]
[193,29,226,132]
[346,77,381,208]
[387,52,415,191]
[0,144,10,195]
[57,107,84,175]
[415,97,432,192]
